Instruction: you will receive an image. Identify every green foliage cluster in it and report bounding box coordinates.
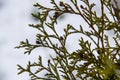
[16,0,120,80]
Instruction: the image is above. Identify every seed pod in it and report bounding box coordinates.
[97,50,101,54]
[53,12,60,19]
[80,5,84,9]
[60,36,64,40]
[36,40,41,44]
[59,1,64,6]
[78,52,84,58]
[48,59,50,63]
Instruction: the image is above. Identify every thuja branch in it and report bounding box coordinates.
[16,0,120,80]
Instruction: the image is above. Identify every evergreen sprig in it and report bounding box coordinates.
[16,0,120,80]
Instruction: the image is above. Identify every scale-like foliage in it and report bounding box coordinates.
[16,0,120,80]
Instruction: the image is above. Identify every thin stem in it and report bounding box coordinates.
[100,0,105,50]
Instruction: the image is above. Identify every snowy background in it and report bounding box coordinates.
[0,0,43,80]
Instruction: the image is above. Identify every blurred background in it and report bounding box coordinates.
[0,0,44,80]
[0,0,114,80]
